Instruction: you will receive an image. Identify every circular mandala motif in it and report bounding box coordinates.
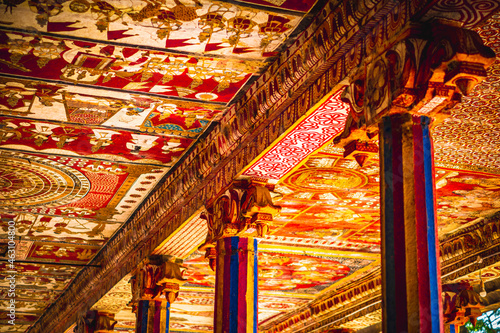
[0,154,90,209]
[69,0,90,13]
[283,167,367,192]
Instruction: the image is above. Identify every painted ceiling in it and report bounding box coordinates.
[0,0,323,331]
[0,1,499,333]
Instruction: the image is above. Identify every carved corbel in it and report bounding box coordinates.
[74,311,117,333]
[200,180,281,269]
[443,282,483,327]
[129,255,187,312]
[336,22,495,158]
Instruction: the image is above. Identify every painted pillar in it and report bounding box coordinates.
[200,182,281,333]
[379,113,442,333]
[336,22,493,333]
[214,236,258,333]
[135,300,171,333]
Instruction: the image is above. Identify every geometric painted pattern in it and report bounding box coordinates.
[152,215,208,259]
[434,14,500,170]
[0,152,90,209]
[242,89,350,180]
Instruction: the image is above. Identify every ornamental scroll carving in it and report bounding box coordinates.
[200,181,281,269]
[336,22,495,148]
[129,256,187,311]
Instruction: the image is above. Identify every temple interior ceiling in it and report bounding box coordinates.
[0,1,499,333]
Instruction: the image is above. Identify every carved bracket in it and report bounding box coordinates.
[343,139,379,167]
[74,311,117,333]
[443,283,483,327]
[336,22,495,147]
[129,255,187,311]
[200,180,281,269]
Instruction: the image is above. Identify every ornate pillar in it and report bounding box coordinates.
[201,181,281,333]
[337,22,494,333]
[74,311,117,333]
[129,256,186,333]
[379,113,442,332]
[214,237,258,333]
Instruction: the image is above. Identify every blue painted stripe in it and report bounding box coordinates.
[422,117,440,332]
[229,237,239,333]
[166,301,170,333]
[253,238,258,333]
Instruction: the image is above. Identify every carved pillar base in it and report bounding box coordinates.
[136,300,171,333]
[380,113,443,333]
[214,237,258,333]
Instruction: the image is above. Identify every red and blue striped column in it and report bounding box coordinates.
[379,113,443,333]
[214,236,258,333]
[135,300,171,333]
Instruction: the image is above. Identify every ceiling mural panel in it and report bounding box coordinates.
[26,243,100,264]
[1,212,122,245]
[242,89,350,180]
[0,117,193,164]
[0,76,224,136]
[268,146,500,244]
[0,262,82,279]
[267,153,381,253]
[0,146,169,332]
[0,300,49,314]
[0,312,38,332]
[434,168,500,234]
[0,30,262,103]
[0,288,57,303]
[0,274,71,292]
[0,0,312,58]
[0,150,169,220]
